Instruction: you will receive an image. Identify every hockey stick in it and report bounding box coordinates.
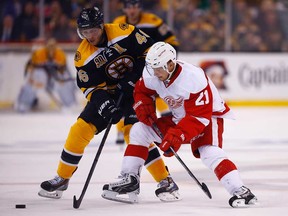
[73,93,124,209]
[151,122,212,199]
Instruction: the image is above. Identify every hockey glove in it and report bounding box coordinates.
[133,99,157,126]
[98,98,123,124]
[159,128,185,157]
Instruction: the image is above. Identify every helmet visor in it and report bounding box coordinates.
[79,27,102,38]
[145,63,155,77]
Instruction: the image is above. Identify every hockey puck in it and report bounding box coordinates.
[15,204,26,209]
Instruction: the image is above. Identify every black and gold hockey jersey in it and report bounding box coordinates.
[113,12,179,50]
[74,23,154,103]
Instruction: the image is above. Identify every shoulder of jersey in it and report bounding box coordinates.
[34,47,46,55]
[32,47,47,61]
[177,61,208,93]
[139,12,163,27]
[142,66,159,89]
[105,23,135,39]
[74,39,95,67]
[74,23,135,67]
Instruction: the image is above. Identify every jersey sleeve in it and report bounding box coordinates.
[134,77,157,105]
[76,64,108,103]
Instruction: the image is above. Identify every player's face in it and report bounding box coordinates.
[124,4,141,24]
[153,67,169,81]
[80,27,103,46]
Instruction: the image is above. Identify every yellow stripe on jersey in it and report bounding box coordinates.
[105,23,135,44]
[80,82,107,101]
[74,40,100,68]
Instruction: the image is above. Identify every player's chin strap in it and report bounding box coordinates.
[162,60,177,81]
[165,65,176,81]
[149,118,212,200]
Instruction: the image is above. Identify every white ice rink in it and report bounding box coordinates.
[1,107,288,216]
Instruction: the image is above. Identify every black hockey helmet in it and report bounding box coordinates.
[123,0,142,8]
[77,7,104,30]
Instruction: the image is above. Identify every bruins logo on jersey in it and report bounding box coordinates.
[119,23,129,30]
[74,51,81,62]
[106,55,134,79]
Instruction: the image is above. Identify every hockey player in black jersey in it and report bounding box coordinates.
[113,0,179,146]
[38,7,180,202]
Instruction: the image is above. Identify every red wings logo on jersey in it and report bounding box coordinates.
[164,96,184,108]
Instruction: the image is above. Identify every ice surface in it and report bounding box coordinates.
[1,107,288,216]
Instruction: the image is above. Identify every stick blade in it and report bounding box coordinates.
[73,195,80,209]
[201,183,212,199]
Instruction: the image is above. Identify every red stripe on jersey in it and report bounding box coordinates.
[217,118,223,148]
[124,144,149,161]
[214,159,237,180]
[213,102,230,116]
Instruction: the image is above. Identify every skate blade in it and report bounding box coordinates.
[248,197,258,205]
[102,190,138,204]
[157,190,182,202]
[38,189,63,199]
[231,197,258,208]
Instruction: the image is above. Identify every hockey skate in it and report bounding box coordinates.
[229,186,258,208]
[38,176,69,199]
[102,173,140,204]
[155,176,181,202]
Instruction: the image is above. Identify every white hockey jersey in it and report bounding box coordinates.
[134,60,233,142]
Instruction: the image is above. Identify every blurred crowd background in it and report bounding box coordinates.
[1,0,288,52]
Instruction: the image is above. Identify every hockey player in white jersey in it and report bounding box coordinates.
[102,42,258,207]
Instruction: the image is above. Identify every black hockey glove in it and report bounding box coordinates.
[97,98,123,124]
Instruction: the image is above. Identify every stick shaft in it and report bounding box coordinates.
[73,93,123,208]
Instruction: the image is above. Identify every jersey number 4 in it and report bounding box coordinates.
[195,90,209,106]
